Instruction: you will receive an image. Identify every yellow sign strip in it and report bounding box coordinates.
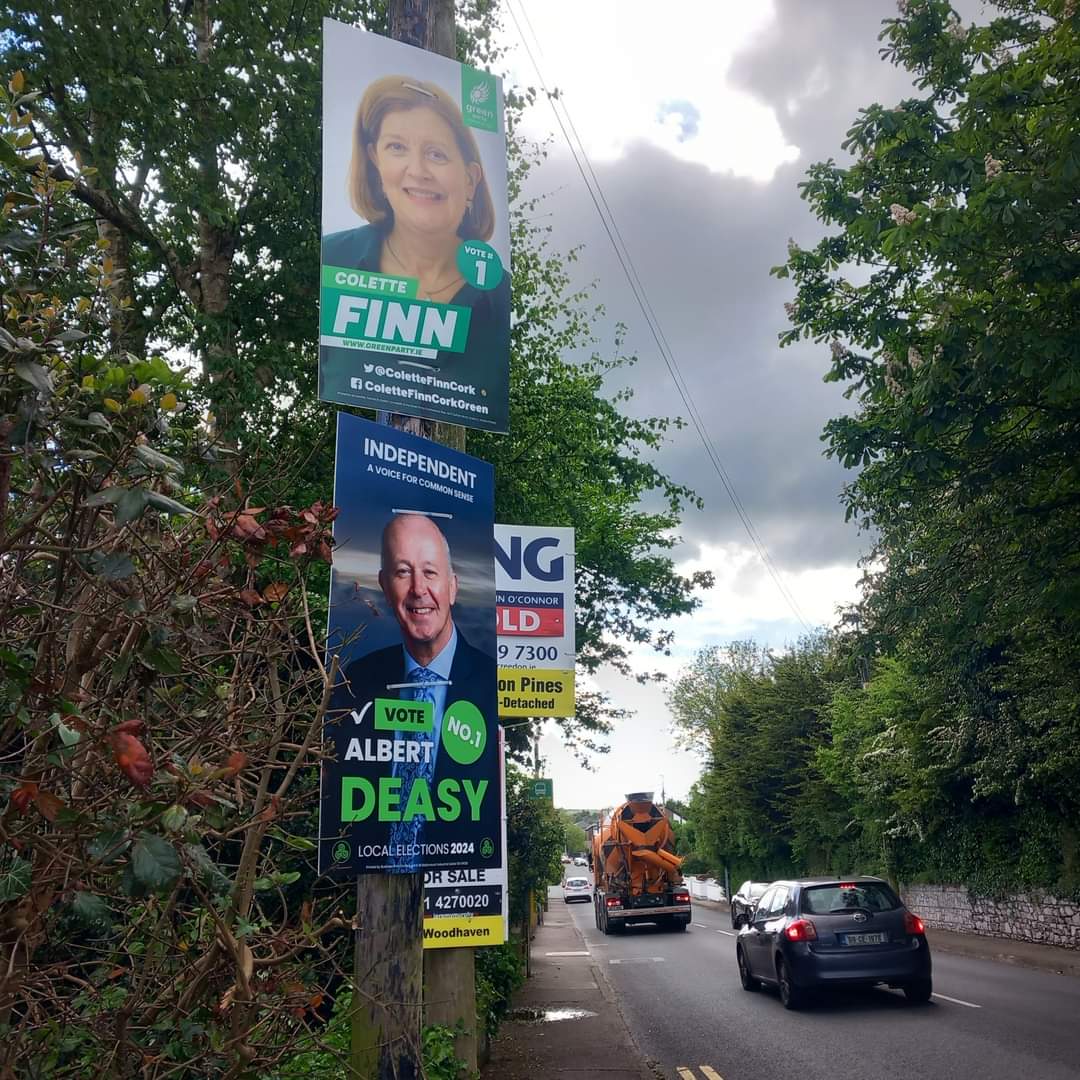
[498,666,574,718]
[422,915,505,950]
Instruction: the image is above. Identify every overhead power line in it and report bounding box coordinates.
[507,1,812,633]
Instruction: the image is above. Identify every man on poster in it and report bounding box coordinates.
[338,510,496,872]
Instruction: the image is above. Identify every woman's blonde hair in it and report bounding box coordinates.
[348,75,495,242]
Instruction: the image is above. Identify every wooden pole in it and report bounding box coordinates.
[350,5,477,1076]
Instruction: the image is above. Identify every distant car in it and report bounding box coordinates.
[573,856,587,866]
[562,876,592,903]
[730,880,770,928]
[560,854,572,864]
[735,877,932,1009]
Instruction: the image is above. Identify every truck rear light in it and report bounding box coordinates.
[785,918,818,942]
[673,892,690,904]
[904,911,925,936]
[605,897,621,908]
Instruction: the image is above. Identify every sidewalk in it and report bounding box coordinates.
[694,898,1080,978]
[482,904,655,1080]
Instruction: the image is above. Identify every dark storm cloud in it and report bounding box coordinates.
[517,1,925,572]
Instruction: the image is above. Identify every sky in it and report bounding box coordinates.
[493,0,923,813]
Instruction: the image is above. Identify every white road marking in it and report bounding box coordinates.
[545,950,589,957]
[676,1069,696,1080]
[701,1068,725,1080]
[693,922,709,928]
[715,929,735,937]
[609,956,665,964]
[932,992,982,1009]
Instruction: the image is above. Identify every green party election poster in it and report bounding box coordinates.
[319,18,510,432]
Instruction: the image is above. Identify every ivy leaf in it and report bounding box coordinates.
[89,551,136,580]
[0,857,31,902]
[87,829,129,865]
[131,833,181,892]
[71,891,111,926]
[140,645,182,675]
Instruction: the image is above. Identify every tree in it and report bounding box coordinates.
[776,0,1080,872]
[2,4,711,762]
[0,105,351,1075]
[560,816,588,857]
[669,636,843,882]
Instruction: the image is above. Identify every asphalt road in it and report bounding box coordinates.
[562,891,1080,1080]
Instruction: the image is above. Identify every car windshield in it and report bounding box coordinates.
[565,878,588,888]
[801,882,899,914]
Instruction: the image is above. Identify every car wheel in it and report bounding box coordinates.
[670,920,687,932]
[776,958,805,1010]
[732,910,742,930]
[737,946,760,992]
[903,978,933,1004]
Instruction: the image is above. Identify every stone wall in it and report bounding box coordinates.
[901,883,1080,950]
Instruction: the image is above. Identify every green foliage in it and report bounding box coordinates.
[273,992,470,1080]
[753,0,1080,899]
[474,942,524,1042]
[0,96,349,1075]
[505,766,565,926]
[560,815,589,857]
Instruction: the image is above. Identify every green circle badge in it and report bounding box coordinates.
[441,700,486,765]
[332,841,350,863]
[480,838,495,859]
[456,240,504,291]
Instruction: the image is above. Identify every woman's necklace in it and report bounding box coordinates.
[385,237,463,300]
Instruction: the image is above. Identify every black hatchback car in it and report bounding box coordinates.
[730,880,770,929]
[735,877,932,1009]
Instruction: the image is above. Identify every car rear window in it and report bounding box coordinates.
[801,882,899,914]
[565,878,589,888]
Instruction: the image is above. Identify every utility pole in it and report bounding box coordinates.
[350,6,478,1077]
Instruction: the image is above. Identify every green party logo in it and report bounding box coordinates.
[480,838,495,858]
[332,841,350,863]
[441,700,486,765]
[462,66,498,132]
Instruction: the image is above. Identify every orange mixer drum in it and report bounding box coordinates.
[593,792,683,896]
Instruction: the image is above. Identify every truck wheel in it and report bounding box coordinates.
[671,920,687,932]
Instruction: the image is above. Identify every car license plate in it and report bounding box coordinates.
[842,932,887,946]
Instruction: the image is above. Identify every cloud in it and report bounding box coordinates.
[656,100,701,143]
[498,1,925,809]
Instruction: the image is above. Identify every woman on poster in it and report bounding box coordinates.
[321,76,509,391]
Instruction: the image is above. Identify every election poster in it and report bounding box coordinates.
[494,526,575,717]
[422,728,507,949]
[318,413,502,887]
[319,18,510,432]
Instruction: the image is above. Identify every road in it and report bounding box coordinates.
[558,889,1080,1080]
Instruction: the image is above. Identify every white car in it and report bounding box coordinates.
[573,856,587,866]
[562,876,592,903]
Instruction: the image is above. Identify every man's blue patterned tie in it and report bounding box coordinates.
[388,666,442,873]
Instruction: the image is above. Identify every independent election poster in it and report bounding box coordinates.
[319,18,510,432]
[319,414,504,944]
[494,525,576,717]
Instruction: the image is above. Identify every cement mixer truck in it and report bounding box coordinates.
[589,793,691,934]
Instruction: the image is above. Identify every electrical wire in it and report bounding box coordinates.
[507,0,813,632]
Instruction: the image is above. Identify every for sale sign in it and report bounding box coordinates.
[494,526,575,718]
